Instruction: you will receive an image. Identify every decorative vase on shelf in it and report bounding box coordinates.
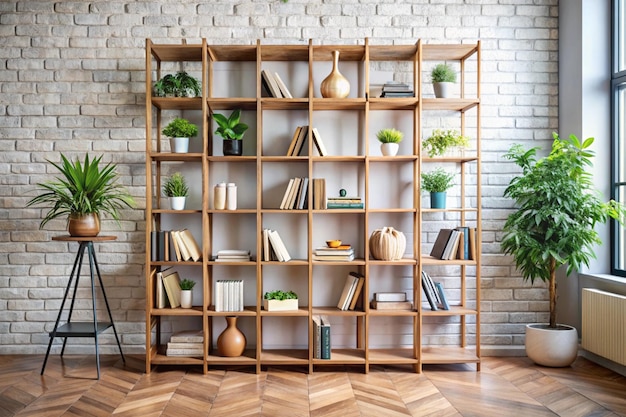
[380,143,399,156]
[320,50,350,99]
[217,316,246,357]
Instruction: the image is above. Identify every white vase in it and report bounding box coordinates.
[380,143,399,156]
[170,137,189,153]
[525,323,578,367]
[170,196,186,210]
[433,82,453,98]
[180,290,192,309]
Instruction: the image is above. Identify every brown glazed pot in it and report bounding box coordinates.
[217,316,246,357]
[68,213,101,237]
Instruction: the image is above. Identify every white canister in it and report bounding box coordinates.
[214,182,226,210]
[226,183,237,210]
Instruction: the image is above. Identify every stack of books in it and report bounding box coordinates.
[286,126,328,156]
[326,196,363,209]
[421,270,450,311]
[215,249,250,262]
[151,228,202,262]
[370,292,413,310]
[166,330,204,357]
[214,279,244,312]
[261,229,291,262]
[279,177,308,210]
[336,272,365,310]
[312,244,355,262]
[380,81,414,98]
[312,315,331,359]
[261,70,292,98]
[430,227,477,260]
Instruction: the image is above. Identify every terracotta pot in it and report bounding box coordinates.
[320,50,350,98]
[217,316,246,357]
[68,213,100,237]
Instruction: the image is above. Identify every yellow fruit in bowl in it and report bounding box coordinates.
[326,240,342,248]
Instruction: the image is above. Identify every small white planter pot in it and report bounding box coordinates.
[170,196,186,211]
[525,323,578,367]
[433,82,454,98]
[263,299,298,311]
[380,142,399,156]
[170,137,190,153]
[180,290,193,309]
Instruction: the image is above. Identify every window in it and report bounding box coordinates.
[612,0,626,275]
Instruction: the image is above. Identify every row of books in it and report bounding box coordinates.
[166,330,204,357]
[313,244,355,262]
[429,227,477,260]
[261,69,292,98]
[379,81,414,98]
[286,125,328,156]
[214,249,250,262]
[151,229,202,262]
[155,268,182,309]
[370,292,413,310]
[312,315,331,359]
[280,177,308,209]
[215,279,244,312]
[421,270,450,311]
[261,228,291,262]
[335,272,365,310]
[326,195,363,209]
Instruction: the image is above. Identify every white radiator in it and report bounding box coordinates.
[581,288,626,366]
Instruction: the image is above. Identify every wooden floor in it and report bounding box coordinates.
[0,354,625,416]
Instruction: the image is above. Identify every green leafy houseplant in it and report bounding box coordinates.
[501,133,626,329]
[162,172,189,197]
[422,129,469,157]
[179,278,196,290]
[213,109,249,140]
[421,168,455,193]
[153,71,201,97]
[26,154,135,229]
[376,128,404,144]
[264,290,298,300]
[431,63,457,83]
[162,117,199,138]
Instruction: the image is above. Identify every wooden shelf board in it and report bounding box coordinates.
[420,346,480,364]
[208,349,258,364]
[368,348,418,364]
[368,155,418,162]
[368,97,418,110]
[311,155,366,162]
[312,98,367,110]
[261,349,309,363]
[368,258,417,265]
[260,44,310,61]
[312,259,366,265]
[152,209,203,214]
[152,97,202,110]
[422,155,479,163]
[312,45,366,61]
[152,307,203,316]
[422,98,479,112]
[150,44,204,62]
[313,349,365,364]
[207,98,257,110]
[367,208,416,214]
[312,209,366,215]
[208,306,257,316]
[368,309,416,317]
[369,45,418,61]
[421,306,478,317]
[151,260,203,267]
[151,353,204,365]
[150,152,203,161]
[207,45,257,62]
[422,44,479,61]
[261,156,309,162]
[261,98,309,110]
[208,209,257,215]
[312,307,366,316]
[261,307,309,317]
[420,256,477,266]
[260,259,309,266]
[421,207,479,214]
[206,155,257,162]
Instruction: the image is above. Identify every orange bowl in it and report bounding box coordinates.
[326,240,342,248]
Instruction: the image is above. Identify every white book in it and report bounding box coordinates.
[170,330,203,343]
[239,280,244,311]
[280,178,295,209]
[274,72,293,98]
[312,127,328,156]
[442,230,460,260]
[263,228,270,261]
[215,280,223,312]
[167,342,204,350]
[166,348,204,356]
[156,271,167,309]
[374,292,407,302]
[288,177,301,209]
[217,249,250,256]
[269,230,291,262]
[261,69,282,97]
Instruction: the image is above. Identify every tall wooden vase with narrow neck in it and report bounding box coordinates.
[217,316,246,357]
[320,50,350,98]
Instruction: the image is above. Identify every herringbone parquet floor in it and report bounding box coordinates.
[0,354,625,416]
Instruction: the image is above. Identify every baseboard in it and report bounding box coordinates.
[581,350,626,377]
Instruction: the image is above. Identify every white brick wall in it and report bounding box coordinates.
[0,0,559,355]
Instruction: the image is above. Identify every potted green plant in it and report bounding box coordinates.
[263,290,298,311]
[431,63,456,98]
[153,71,201,98]
[213,109,249,156]
[376,128,404,156]
[179,278,196,309]
[422,129,470,158]
[26,154,135,237]
[162,172,189,210]
[421,167,454,209]
[501,133,626,367]
[162,117,199,153]
[153,73,178,97]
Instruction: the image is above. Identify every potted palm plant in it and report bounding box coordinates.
[376,128,403,156]
[501,133,626,367]
[213,109,249,156]
[431,63,456,98]
[162,172,189,210]
[26,154,135,237]
[422,129,470,158]
[162,117,199,153]
[421,167,454,209]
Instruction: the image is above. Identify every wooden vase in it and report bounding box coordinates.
[68,213,100,237]
[217,316,246,357]
[320,50,350,98]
